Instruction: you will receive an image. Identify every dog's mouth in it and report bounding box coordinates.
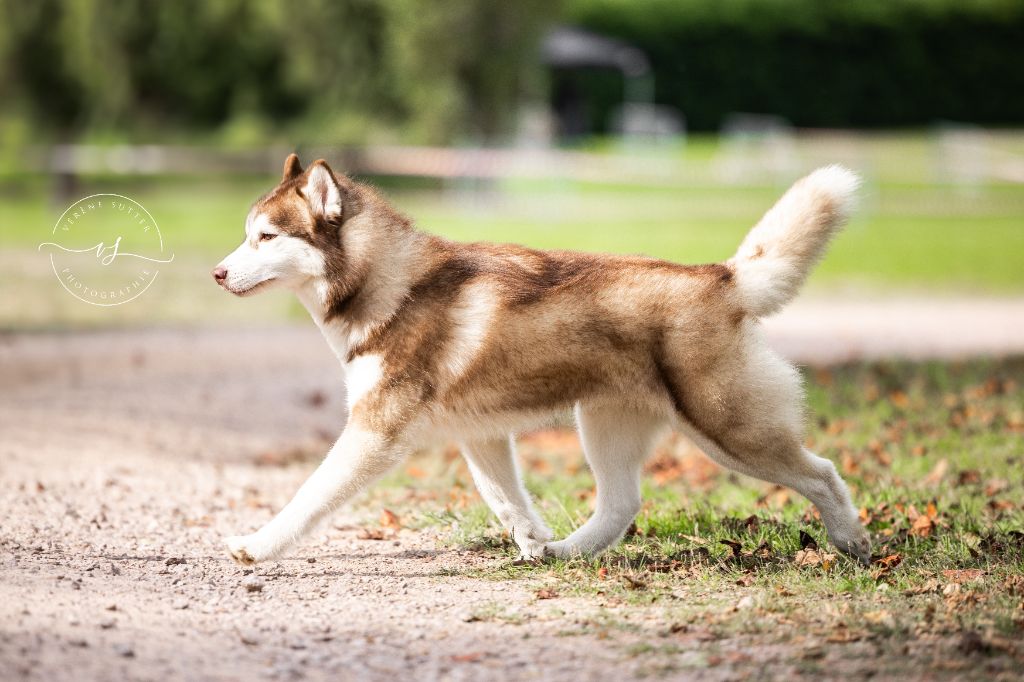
[226,278,276,297]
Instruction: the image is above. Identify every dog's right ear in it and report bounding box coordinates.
[282,153,303,182]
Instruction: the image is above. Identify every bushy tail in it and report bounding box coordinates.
[728,165,860,317]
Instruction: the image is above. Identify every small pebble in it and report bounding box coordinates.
[242,575,265,593]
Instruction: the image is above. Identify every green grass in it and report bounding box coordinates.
[3,172,1023,297]
[361,358,1024,660]
[3,134,1022,329]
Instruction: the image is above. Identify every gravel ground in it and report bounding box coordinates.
[2,298,1022,681]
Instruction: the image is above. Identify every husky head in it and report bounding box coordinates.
[213,154,353,298]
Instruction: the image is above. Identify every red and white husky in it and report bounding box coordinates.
[214,154,870,566]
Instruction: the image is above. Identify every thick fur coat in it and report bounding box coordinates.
[214,155,870,566]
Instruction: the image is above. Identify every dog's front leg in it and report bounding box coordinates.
[226,426,404,564]
[461,438,553,560]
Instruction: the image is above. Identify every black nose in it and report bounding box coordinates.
[212,266,227,284]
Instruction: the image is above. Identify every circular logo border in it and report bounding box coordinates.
[48,193,167,307]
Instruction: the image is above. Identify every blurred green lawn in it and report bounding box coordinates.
[5,174,1023,291]
[2,138,1023,331]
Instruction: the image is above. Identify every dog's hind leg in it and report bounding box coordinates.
[545,404,665,559]
[461,437,553,560]
[667,339,870,565]
[685,424,870,565]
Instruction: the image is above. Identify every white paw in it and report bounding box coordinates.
[225,534,264,565]
[511,524,552,560]
[831,529,872,567]
[544,539,581,560]
[515,537,549,561]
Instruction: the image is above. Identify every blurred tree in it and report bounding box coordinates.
[0,0,557,145]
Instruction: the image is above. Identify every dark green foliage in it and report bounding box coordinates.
[565,0,1024,131]
[0,0,556,143]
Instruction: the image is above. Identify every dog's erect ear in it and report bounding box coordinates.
[282,153,303,181]
[301,159,342,222]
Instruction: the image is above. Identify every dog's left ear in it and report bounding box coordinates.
[282,153,303,181]
[301,159,342,222]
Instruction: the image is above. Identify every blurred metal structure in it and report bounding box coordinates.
[541,26,657,139]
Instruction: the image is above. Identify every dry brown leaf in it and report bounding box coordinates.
[943,569,985,584]
[794,549,822,567]
[720,539,743,559]
[535,588,559,600]
[910,514,934,537]
[357,528,388,540]
[957,469,982,486]
[380,508,401,530]
[841,451,860,475]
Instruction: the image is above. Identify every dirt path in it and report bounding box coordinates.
[2,298,1022,680]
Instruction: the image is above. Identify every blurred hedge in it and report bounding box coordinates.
[566,0,1024,131]
[0,0,554,145]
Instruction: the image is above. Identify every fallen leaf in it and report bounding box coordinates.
[957,469,982,486]
[794,548,822,567]
[535,588,559,600]
[380,508,401,530]
[910,514,934,537]
[720,539,742,559]
[942,569,984,583]
[871,553,903,580]
[451,652,485,663]
[357,528,387,540]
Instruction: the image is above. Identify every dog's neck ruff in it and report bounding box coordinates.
[295,229,430,366]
